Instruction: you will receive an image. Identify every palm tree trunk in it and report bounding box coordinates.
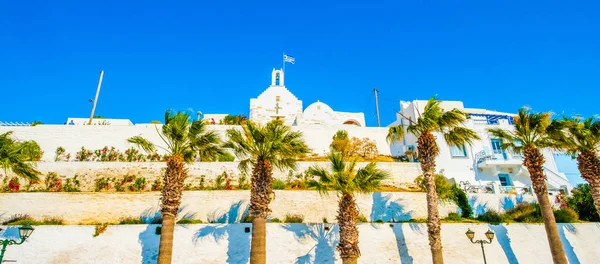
[577,151,600,217]
[337,192,360,264]
[157,154,187,264]
[250,216,267,264]
[523,146,567,264]
[249,160,273,264]
[157,214,175,264]
[417,133,444,264]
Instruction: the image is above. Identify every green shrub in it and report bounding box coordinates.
[322,217,328,224]
[63,175,81,192]
[554,208,579,223]
[445,212,462,221]
[504,203,541,223]
[1,214,64,225]
[94,177,113,192]
[284,214,304,223]
[45,172,63,192]
[270,218,282,223]
[567,184,599,222]
[132,177,147,192]
[118,217,144,225]
[238,173,250,190]
[415,174,472,217]
[218,152,235,162]
[177,218,203,224]
[357,215,368,223]
[477,210,505,224]
[272,179,286,190]
[215,173,225,190]
[374,219,384,223]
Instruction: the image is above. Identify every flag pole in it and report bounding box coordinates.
[282,52,285,72]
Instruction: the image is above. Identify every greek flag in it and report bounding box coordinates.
[284,54,295,64]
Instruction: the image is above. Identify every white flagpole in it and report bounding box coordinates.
[282,52,285,72]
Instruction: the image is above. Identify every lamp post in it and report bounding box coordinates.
[465,228,494,264]
[0,224,35,262]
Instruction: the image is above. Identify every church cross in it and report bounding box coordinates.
[275,102,282,114]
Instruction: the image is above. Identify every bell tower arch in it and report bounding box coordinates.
[271,68,284,86]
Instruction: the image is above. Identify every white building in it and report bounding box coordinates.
[65,118,133,126]
[388,100,572,194]
[248,69,366,126]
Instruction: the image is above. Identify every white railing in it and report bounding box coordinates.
[498,185,531,195]
[544,166,571,194]
[0,121,31,126]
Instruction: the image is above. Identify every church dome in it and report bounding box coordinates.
[303,101,336,124]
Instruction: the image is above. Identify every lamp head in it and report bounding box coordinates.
[18,224,35,240]
[485,229,495,241]
[465,228,475,240]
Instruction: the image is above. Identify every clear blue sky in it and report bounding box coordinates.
[1,1,598,126]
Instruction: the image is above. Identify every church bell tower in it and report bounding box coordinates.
[271,69,284,86]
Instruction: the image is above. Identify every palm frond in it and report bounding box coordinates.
[127,136,157,154]
[386,126,405,144]
[444,127,480,147]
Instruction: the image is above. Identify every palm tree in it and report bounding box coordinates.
[224,120,308,264]
[488,108,567,264]
[386,97,479,264]
[0,131,41,182]
[548,116,600,219]
[307,152,388,264]
[128,110,223,264]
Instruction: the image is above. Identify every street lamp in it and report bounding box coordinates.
[465,228,494,264]
[0,224,35,262]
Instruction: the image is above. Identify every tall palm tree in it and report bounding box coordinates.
[128,110,223,264]
[548,116,600,219]
[0,131,40,182]
[386,97,479,264]
[488,108,567,264]
[307,152,388,264]
[224,120,308,264]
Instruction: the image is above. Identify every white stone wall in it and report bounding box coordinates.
[0,191,458,225]
[1,223,597,263]
[0,124,393,162]
[18,161,420,191]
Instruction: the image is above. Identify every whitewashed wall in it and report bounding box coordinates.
[0,124,392,162]
[1,223,597,264]
[0,191,458,225]
[0,191,547,225]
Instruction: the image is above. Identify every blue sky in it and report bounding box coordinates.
[1,1,598,126]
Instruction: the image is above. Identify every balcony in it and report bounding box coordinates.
[475,150,523,168]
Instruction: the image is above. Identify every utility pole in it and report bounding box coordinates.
[88,70,104,125]
[374,88,381,127]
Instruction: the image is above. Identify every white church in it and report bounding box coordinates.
[205,69,366,127]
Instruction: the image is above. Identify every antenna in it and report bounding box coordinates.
[88,70,104,125]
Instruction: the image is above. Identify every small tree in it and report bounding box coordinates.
[0,132,41,182]
[330,130,351,156]
[567,184,600,222]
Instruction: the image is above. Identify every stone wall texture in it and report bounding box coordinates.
[0,191,540,225]
[20,161,422,191]
[0,223,596,263]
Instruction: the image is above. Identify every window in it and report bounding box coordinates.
[450,144,467,157]
[491,139,504,154]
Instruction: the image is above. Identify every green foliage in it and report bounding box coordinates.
[270,218,282,223]
[129,110,224,163]
[94,177,113,192]
[93,224,108,237]
[547,116,600,155]
[237,173,250,189]
[283,214,304,223]
[554,208,579,223]
[63,175,81,192]
[272,179,286,190]
[149,120,162,124]
[0,131,41,182]
[348,137,379,160]
[2,214,64,225]
[151,177,162,191]
[222,114,248,125]
[357,215,368,223]
[488,108,552,152]
[444,212,462,221]
[307,152,389,196]
[322,217,328,223]
[567,184,600,222]
[30,121,43,126]
[330,130,351,155]
[215,173,225,190]
[224,120,309,175]
[242,214,254,223]
[504,203,542,223]
[132,177,147,192]
[45,172,62,192]
[75,146,93,161]
[476,210,506,224]
[414,174,472,218]
[114,175,146,192]
[54,146,66,161]
[218,152,235,162]
[387,97,480,147]
[118,217,145,225]
[177,218,203,224]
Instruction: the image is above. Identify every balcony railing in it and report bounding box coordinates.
[475,150,522,164]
